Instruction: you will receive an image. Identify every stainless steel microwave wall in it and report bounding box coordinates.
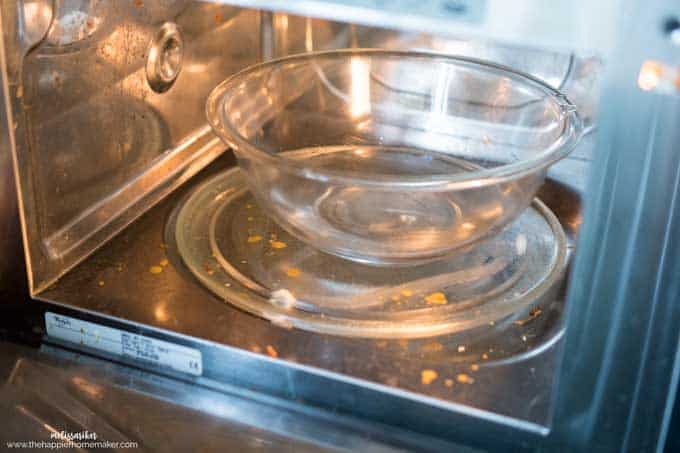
[0,0,678,451]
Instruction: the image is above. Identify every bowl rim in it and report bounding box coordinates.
[206,48,584,190]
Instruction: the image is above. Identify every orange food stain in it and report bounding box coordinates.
[400,289,413,297]
[286,267,301,277]
[266,345,278,358]
[425,292,448,305]
[247,235,263,243]
[457,373,475,384]
[149,266,163,274]
[421,369,438,385]
[270,240,287,249]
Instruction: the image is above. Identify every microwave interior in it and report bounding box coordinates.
[2,0,679,450]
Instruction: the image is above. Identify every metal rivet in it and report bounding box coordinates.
[663,17,680,46]
[146,22,183,93]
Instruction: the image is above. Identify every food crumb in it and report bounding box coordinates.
[98,280,105,287]
[522,335,528,342]
[400,289,413,297]
[149,265,163,274]
[482,353,489,360]
[247,235,263,243]
[457,345,466,353]
[444,379,454,388]
[266,345,278,358]
[457,373,475,384]
[286,267,301,277]
[425,292,448,305]
[470,364,480,371]
[270,240,287,249]
[514,307,543,326]
[160,259,169,267]
[421,369,438,385]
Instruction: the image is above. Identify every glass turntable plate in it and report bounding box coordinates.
[173,168,567,339]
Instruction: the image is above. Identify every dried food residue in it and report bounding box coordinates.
[457,373,475,384]
[247,235,263,243]
[514,307,543,326]
[421,369,438,385]
[285,268,301,278]
[425,292,448,305]
[270,240,287,249]
[266,345,278,358]
[149,266,163,274]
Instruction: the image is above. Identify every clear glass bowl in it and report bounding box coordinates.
[206,50,582,266]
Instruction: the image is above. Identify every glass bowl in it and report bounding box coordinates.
[206,49,582,266]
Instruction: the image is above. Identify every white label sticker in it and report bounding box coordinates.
[45,312,202,376]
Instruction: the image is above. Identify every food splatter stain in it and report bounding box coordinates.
[247,235,263,243]
[425,292,448,305]
[285,267,301,277]
[270,240,287,249]
[421,369,438,385]
[266,345,278,358]
[457,373,475,384]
